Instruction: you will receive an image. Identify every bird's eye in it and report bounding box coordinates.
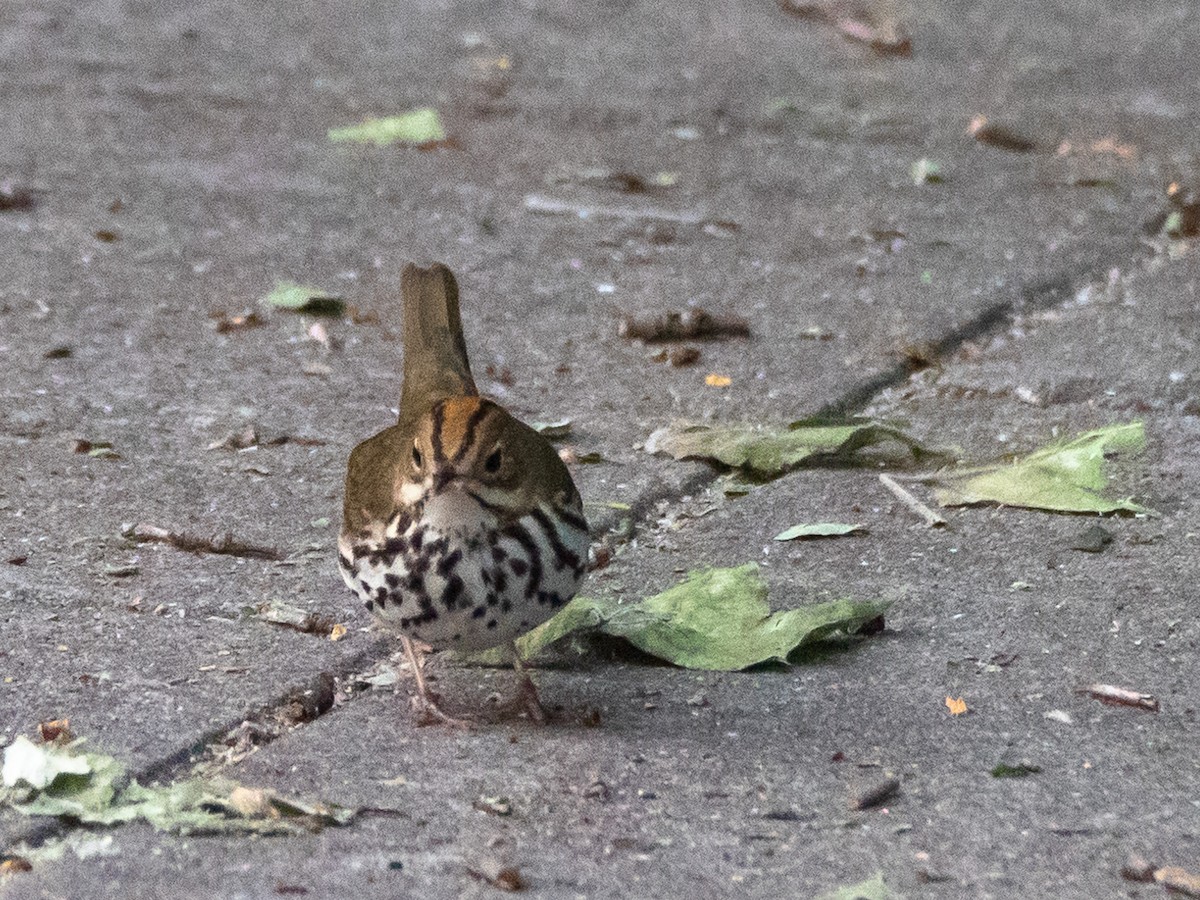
[412,444,423,469]
[484,448,503,473]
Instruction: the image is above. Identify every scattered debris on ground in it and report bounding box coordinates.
[618,309,750,343]
[256,600,343,639]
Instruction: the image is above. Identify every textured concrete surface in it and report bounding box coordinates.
[2,0,1199,896]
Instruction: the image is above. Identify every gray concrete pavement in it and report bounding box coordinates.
[2,0,1199,896]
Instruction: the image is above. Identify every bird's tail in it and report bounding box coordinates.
[399,263,478,423]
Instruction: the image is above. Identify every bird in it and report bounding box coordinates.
[338,263,589,725]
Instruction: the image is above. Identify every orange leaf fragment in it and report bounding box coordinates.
[705,373,732,387]
[945,696,968,716]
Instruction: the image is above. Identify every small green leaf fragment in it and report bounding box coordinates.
[531,419,572,439]
[816,871,892,900]
[911,158,944,184]
[263,280,345,316]
[328,108,445,146]
[774,523,866,541]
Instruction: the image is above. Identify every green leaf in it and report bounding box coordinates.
[646,419,940,476]
[928,423,1153,515]
[1,737,357,834]
[475,564,889,671]
[531,419,572,439]
[328,108,445,146]
[774,523,866,541]
[495,597,610,664]
[815,872,892,900]
[4,739,130,823]
[262,280,345,317]
[2,736,96,791]
[911,158,944,185]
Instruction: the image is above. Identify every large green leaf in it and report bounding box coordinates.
[608,565,886,670]
[928,423,1153,515]
[469,564,888,671]
[646,419,940,476]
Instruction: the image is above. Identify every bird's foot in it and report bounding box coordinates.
[409,689,471,729]
[517,672,548,726]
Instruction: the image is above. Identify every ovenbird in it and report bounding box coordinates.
[339,263,589,724]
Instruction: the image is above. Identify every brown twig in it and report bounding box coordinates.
[968,115,1039,153]
[619,309,750,343]
[122,522,283,561]
[523,192,706,225]
[879,474,947,527]
[778,0,912,57]
[1155,866,1200,897]
[1078,683,1159,712]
